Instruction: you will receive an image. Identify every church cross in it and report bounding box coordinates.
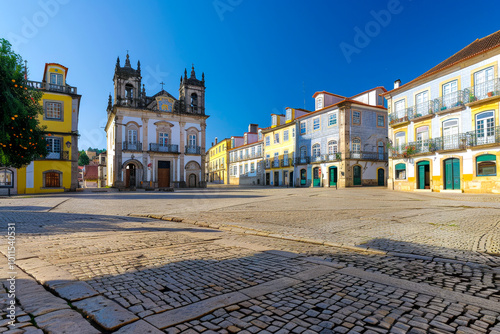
[160,82,165,90]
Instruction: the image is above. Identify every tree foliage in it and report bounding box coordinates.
[78,150,89,166]
[0,38,47,168]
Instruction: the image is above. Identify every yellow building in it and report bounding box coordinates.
[383,30,500,193]
[15,63,81,194]
[262,109,309,186]
[206,138,232,184]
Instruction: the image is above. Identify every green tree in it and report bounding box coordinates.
[0,38,47,168]
[78,150,89,166]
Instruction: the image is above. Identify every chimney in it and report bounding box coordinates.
[248,123,258,133]
[394,79,401,89]
[215,137,218,145]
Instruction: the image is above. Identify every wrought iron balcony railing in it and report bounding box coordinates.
[27,80,77,94]
[294,157,310,165]
[466,78,500,102]
[122,142,142,151]
[280,158,293,167]
[230,151,264,162]
[149,143,179,153]
[390,126,500,158]
[185,145,201,154]
[347,151,388,161]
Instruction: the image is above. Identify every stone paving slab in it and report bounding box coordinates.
[34,309,101,334]
[113,320,164,333]
[145,292,249,329]
[50,281,99,301]
[73,295,139,331]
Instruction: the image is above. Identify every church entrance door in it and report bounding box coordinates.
[188,174,197,187]
[158,161,170,188]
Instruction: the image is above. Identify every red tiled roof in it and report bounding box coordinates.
[83,165,98,180]
[383,30,500,96]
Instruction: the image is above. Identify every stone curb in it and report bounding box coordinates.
[130,213,497,268]
[128,213,387,256]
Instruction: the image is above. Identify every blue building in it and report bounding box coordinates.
[295,87,388,187]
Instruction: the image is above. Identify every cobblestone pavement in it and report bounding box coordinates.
[0,188,499,333]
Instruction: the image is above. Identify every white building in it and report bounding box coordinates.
[105,54,208,189]
[383,30,500,193]
[229,124,264,185]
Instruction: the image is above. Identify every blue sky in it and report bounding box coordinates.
[2,0,500,150]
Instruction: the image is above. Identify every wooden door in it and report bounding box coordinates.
[377,169,384,186]
[313,167,320,187]
[289,172,294,187]
[419,165,425,189]
[189,174,196,187]
[329,167,337,187]
[300,169,307,186]
[445,159,460,189]
[125,169,130,188]
[353,166,361,185]
[452,159,460,189]
[158,161,170,188]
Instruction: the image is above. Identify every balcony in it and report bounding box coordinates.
[230,151,264,162]
[185,145,201,154]
[347,151,388,161]
[294,157,311,165]
[465,78,500,104]
[391,126,500,158]
[38,151,69,160]
[390,90,467,126]
[27,80,77,94]
[122,142,142,151]
[149,143,179,153]
[280,158,293,167]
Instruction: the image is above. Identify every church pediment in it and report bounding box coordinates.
[146,90,178,111]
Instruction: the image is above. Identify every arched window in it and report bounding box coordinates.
[300,146,307,158]
[191,93,198,112]
[328,140,338,154]
[0,169,13,187]
[476,111,495,145]
[125,83,134,99]
[312,143,321,157]
[477,154,497,176]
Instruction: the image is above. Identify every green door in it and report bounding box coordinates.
[313,167,320,187]
[453,159,460,189]
[329,167,337,186]
[353,166,361,185]
[445,158,460,189]
[300,169,307,186]
[377,169,385,186]
[418,165,426,189]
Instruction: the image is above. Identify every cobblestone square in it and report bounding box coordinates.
[0,186,499,333]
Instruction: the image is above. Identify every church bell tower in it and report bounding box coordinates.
[113,53,142,108]
[179,65,205,114]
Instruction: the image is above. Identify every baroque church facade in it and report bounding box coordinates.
[105,53,208,189]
